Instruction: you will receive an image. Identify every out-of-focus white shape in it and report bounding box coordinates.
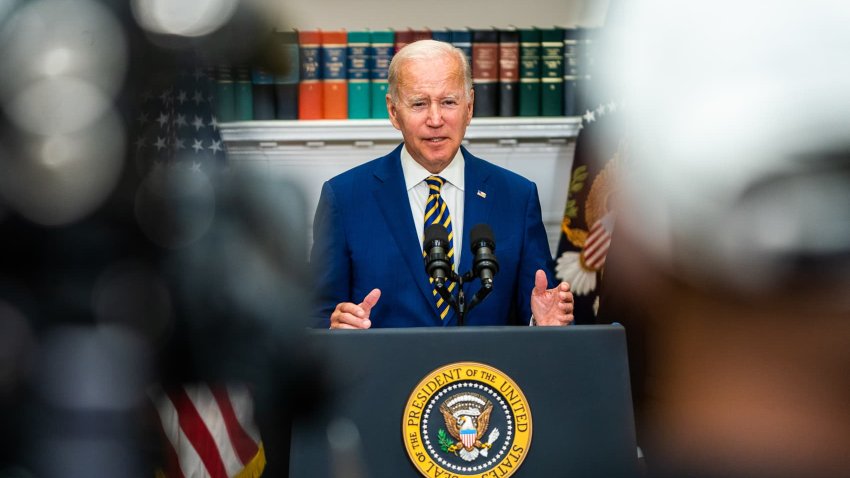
[131,0,238,37]
[0,110,125,226]
[604,0,850,288]
[555,251,597,296]
[0,0,127,101]
[42,46,72,77]
[6,77,111,136]
[134,165,216,249]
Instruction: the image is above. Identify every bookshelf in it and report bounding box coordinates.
[219,116,580,253]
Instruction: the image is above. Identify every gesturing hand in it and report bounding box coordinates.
[329,288,381,329]
[529,270,574,326]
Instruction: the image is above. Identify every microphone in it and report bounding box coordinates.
[423,224,452,287]
[470,224,499,289]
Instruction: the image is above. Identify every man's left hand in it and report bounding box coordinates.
[530,269,574,326]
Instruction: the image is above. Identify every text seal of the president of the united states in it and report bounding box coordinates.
[403,362,532,478]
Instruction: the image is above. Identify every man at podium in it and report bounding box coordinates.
[311,40,573,329]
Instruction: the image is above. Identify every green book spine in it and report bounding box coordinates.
[370,30,394,119]
[214,65,235,122]
[347,30,371,119]
[234,65,254,120]
[518,28,541,116]
[540,27,565,116]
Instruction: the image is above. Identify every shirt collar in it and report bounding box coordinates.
[401,145,465,192]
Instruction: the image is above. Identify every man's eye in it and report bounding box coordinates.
[443,100,458,107]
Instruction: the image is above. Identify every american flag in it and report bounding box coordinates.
[133,65,226,174]
[151,383,265,478]
[132,63,265,478]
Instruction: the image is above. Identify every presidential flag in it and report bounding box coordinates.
[554,97,626,324]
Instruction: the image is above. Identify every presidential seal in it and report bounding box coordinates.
[403,362,532,478]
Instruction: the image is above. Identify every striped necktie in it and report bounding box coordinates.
[423,176,456,320]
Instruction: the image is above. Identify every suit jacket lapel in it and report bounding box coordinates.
[460,148,495,288]
[371,146,437,310]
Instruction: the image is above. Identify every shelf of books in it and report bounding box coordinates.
[213,26,596,123]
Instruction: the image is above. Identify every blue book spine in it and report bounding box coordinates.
[431,29,452,44]
[274,29,299,119]
[450,29,473,69]
[251,66,276,120]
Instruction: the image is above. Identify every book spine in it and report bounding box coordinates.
[234,65,253,120]
[450,29,473,72]
[213,64,235,122]
[298,30,323,120]
[575,27,597,116]
[411,28,432,42]
[563,27,579,117]
[347,30,371,119]
[540,27,564,116]
[251,66,276,120]
[431,29,451,44]
[370,30,394,119]
[321,30,348,119]
[518,28,541,116]
[498,28,519,117]
[472,29,499,117]
[394,28,415,53]
[274,29,299,120]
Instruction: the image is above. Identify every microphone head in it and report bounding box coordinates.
[424,224,450,246]
[470,223,495,251]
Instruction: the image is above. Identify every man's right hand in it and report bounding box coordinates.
[329,288,381,329]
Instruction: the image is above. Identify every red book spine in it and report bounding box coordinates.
[411,28,432,43]
[298,29,323,119]
[472,29,499,117]
[321,30,348,119]
[394,28,415,53]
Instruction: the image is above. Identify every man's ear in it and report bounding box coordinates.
[466,88,475,124]
[386,94,401,130]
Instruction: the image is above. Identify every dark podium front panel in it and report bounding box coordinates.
[290,325,638,478]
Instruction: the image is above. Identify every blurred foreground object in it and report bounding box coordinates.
[1,1,319,477]
[596,1,850,477]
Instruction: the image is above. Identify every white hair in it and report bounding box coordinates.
[387,39,472,104]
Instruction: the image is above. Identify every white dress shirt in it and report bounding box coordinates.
[400,145,465,271]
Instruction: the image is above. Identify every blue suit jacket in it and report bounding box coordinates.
[311,144,555,328]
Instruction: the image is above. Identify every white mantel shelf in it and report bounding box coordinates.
[219,117,581,146]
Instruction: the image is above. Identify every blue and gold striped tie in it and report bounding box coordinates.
[423,176,456,320]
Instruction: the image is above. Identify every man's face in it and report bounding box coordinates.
[386,55,474,174]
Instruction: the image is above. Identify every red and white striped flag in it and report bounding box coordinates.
[152,383,266,478]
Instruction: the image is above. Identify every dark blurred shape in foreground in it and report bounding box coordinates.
[0,1,321,477]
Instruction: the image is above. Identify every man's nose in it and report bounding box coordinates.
[426,102,443,126]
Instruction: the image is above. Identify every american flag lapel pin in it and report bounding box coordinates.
[477,190,487,199]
